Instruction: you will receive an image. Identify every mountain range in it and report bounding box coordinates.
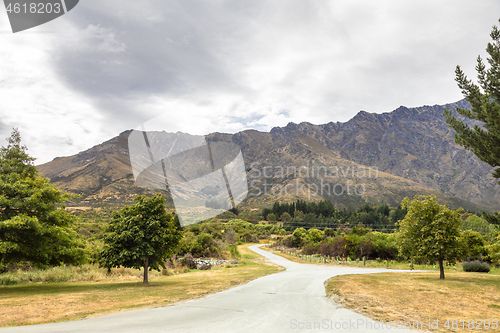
[37,99,500,215]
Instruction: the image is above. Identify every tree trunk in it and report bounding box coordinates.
[438,258,445,280]
[143,255,149,284]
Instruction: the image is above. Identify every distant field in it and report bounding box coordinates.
[326,272,500,333]
[0,244,282,327]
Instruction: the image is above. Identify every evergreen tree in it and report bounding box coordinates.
[0,129,86,267]
[443,19,500,183]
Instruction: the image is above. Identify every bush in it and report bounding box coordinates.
[318,237,348,258]
[324,228,336,237]
[181,253,197,269]
[462,261,491,273]
[227,245,241,259]
[302,243,319,255]
[291,228,307,247]
[306,228,324,244]
[280,235,295,248]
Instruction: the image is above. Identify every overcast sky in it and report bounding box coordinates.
[0,0,499,164]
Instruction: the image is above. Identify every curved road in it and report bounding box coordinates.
[2,245,420,332]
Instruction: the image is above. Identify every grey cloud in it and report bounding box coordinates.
[48,0,500,133]
[52,0,261,98]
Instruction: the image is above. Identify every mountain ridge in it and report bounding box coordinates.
[37,100,499,214]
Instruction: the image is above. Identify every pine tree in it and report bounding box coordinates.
[443,19,500,183]
[0,129,86,267]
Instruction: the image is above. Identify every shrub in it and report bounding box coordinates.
[324,228,336,237]
[462,261,491,273]
[291,228,307,247]
[181,253,197,269]
[280,235,295,248]
[227,245,241,259]
[357,240,373,258]
[306,228,324,244]
[318,237,348,258]
[302,243,319,255]
[241,231,258,243]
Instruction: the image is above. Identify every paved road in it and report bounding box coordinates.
[2,245,421,332]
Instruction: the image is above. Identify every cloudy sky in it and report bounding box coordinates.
[0,0,499,164]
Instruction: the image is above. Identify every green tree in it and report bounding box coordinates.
[483,211,500,226]
[291,227,307,248]
[462,215,493,237]
[396,195,462,279]
[443,19,500,182]
[0,129,86,268]
[306,228,324,244]
[266,213,277,222]
[460,230,487,261]
[99,194,182,283]
[280,212,291,222]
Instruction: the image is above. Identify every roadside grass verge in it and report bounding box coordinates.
[0,265,145,286]
[326,272,500,333]
[0,244,282,327]
[239,242,265,260]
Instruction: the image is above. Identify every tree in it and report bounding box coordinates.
[396,195,462,279]
[280,212,291,222]
[483,211,500,226]
[462,215,493,237]
[291,227,307,248]
[99,194,182,283]
[0,129,86,268]
[443,19,500,183]
[460,230,487,261]
[266,213,277,222]
[306,228,324,244]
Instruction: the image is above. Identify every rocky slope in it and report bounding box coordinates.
[37,100,500,213]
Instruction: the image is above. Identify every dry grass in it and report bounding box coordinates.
[0,244,283,327]
[326,272,500,333]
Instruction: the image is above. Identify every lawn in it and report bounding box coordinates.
[0,244,283,327]
[326,272,500,333]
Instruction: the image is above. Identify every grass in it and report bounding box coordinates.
[326,272,500,333]
[239,243,264,260]
[0,244,283,327]
[0,265,145,286]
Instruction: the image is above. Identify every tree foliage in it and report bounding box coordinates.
[462,215,494,236]
[396,195,462,279]
[99,194,182,283]
[265,200,401,231]
[460,230,487,261]
[0,129,86,268]
[443,19,500,182]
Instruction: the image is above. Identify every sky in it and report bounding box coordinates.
[0,0,499,164]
